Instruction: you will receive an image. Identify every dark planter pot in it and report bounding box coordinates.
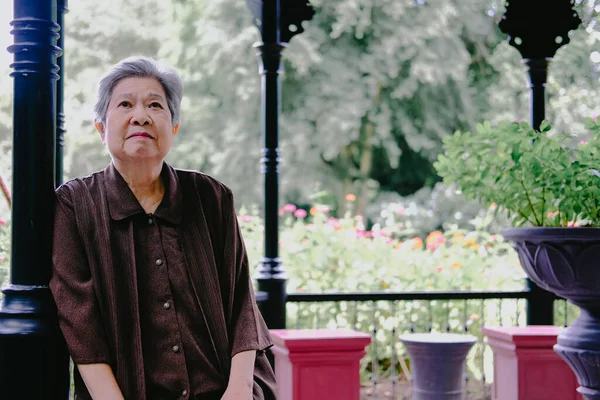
[502,227,600,400]
[400,333,477,400]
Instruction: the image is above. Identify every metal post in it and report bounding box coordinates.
[246,0,314,328]
[523,58,549,131]
[56,0,68,186]
[499,0,581,326]
[0,0,70,398]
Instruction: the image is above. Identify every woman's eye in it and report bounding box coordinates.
[149,102,163,108]
[118,101,131,107]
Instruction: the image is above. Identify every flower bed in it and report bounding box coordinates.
[239,205,525,293]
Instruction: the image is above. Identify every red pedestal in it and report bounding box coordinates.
[269,329,371,400]
[482,326,582,400]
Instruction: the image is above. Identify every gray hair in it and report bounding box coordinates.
[93,56,184,126]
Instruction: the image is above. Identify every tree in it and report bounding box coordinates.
[168,0,508,214]
[0,0,598,215]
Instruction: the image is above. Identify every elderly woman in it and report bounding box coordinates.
[50,57,276,400]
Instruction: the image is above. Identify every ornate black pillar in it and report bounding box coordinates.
[0,0,70,398]
[499,0,581,326]
[246,0,314,328]
[56,0,68,186]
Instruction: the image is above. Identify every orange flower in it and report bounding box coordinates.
[345,193,357,202]
[488,202,497,210]
[426,231,446,248]
[410,237,424,249]
[451,233,465,244]
[450,261,462,269]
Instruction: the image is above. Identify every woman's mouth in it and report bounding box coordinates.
[129,132,154,139]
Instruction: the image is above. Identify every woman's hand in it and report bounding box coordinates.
[220,383,253,400]
[77,363,124,400]
[222,350,256,399]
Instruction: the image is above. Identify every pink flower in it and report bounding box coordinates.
[436,266,443,272]
[580,140,588,145]
[283,204,297,213]
[355,229,367,239]
[0,257,5,263]
[294,209,307,219]
[426,242,438,251]
[326,218,341,230]
[0,218,5,226]
[567,221,579,227]
[241,215,253,223]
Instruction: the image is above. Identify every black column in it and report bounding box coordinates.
[246,0,314,328]
[499,0,581,325]
[0,0,70,398]
[56,0,68,186]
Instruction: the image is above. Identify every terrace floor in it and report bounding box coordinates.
[360,379,492,399]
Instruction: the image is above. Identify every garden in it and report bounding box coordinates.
[0,0,599,398]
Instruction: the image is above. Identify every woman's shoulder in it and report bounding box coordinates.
[175,168,234,200]
[55,170,106,202]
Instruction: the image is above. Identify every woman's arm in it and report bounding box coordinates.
[78,364,124,400]
[222,350,256,399]
[51,190,119,396]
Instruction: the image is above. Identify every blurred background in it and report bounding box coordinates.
[1,2,599,396]
[1,0,599,225]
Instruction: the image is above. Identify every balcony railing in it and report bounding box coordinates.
[286,290,578,400]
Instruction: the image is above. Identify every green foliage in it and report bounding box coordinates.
[366,182,512,238]
[434,117,600,227]
[239,207,525,293]
[1,0,599,212]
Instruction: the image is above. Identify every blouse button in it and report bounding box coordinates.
[163,302,171,310]
[172,345,180,353]
[181,390,188,397]
[155,259,163,266]
[148,218,154,225]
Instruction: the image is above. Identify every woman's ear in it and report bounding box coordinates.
[95,122,105,143]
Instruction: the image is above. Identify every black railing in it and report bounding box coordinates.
[285,290,577,400]
[288,290,531,302]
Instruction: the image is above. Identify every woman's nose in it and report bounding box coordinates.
[130,105,150,125]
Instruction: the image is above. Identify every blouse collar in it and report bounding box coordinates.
[104,161,182,225]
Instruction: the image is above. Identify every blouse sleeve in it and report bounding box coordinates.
[223,190,274,357]
[50,189,111,365]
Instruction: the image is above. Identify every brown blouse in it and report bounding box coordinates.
[50,162,276,400]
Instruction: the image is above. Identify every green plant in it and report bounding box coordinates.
[434,117,600,227]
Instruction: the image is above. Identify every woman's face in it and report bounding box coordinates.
[96,77,179,164]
